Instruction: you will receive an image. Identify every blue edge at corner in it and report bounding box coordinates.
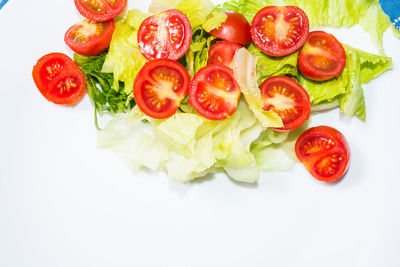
[0,0,9,10]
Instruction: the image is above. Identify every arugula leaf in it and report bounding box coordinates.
[74,52,135,129]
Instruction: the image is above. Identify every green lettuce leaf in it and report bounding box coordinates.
[98,99,273,183]
[102,9,148,94]
[247,43,299,83]
[202,11,228,32]
[216,0,393,53]
[186,27,216,77]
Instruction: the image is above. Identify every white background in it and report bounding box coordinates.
[1,0,400,266]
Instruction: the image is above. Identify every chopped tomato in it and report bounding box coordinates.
[295,126,350,182]
[137,9,192,61]
[260,76,310,131]
[189,64,241,120]
[209,11,251,45]
[250,6,309,56]
[133,59,190,119]
[32,53,86,105]
[208,41,242,67]
[74,0,127,22]
[298,31,347,81]
[64,19,115,56]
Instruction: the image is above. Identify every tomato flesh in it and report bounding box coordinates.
[189,64,241,120]
[298,31,347,81]
[250,6,309,56]
[295,126,350,182]
[208,41,242,68]
[134,59,190,119]
[138,9,192,61]
[209,11,251,45]
[260,76,310,131]
[32,53,86,105]
[74,0,127,22]
[65,19,115,56]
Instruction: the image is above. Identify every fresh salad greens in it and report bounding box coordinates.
[77,0,396,182]
[74,52,135,129]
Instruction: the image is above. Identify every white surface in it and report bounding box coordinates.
[1,1,400,266]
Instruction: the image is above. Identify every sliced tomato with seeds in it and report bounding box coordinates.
[260,76,310,131]
[208,41,242,68]
[189,64,241,120]
[250,6,309,56]
[74,0,127,22]
[133,59,190,119]
[137,9,192,61]
[32,53,86,105]
[64,19,115,56]
[295,126,350,182]
[208,11,251,45]
[298,31,347,81]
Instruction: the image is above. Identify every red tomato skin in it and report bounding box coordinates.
[133,59,190,119]
[137,9,192,61]
[295,126,350,182]
[207,41,243,67]
[250,6,310,57]
[260,76,311,131]
[74,0,127,22]
[209,11,251,44]
[64,19,115,56]
[298,31,347,81]
[189,64,241,120]
[32,53,86,105]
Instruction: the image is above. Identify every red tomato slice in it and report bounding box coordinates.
[32,53,86,105]
[137,9,192,61]
[189,64,241,120]
[295,126,350,182]
[74,0,126,22]
[250,6,309,56]
[298,31,347,81]
[133,59,190,119]
[64,19,115,56]
[209,11,251,45]
[208,41,242,67]
[260,76,310,131]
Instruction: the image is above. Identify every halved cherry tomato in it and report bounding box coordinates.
[208,41,242,67]
[260,76,310,131]
[74,0,126,22]
[209,11,251,45]
[298,31,347,81]
[32,53,86,105]
[137,9,192,61]
[295,126,350,182]
[250,6,309,56]
[133,59,190,119]
[189,64,241,120]
[64,19,115,56]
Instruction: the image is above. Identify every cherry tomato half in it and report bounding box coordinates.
[251,6,309,57]
[138,9,192,61]
[209,11,251,45]
[295,126,350,183]
[64,19,115,56]
[189,64,241,120]
[133,59,190,119]
[32,53,86,105]
[298,31,347,81]
[208,41,242,67]
[260,76,310,131]
[74,0,127,22]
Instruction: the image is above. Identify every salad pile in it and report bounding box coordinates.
[32,0,396,183]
